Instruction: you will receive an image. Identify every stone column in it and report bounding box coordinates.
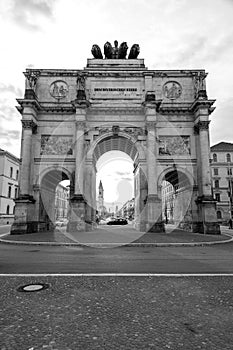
[74,121,85,196]
[11,119,37,234]
[194,113,220,234]
[144,100,164,233]
[68,103,88,232]
[197,121,212,196]
[20,120,36,197]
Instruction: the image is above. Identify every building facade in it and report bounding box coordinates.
[54,183,69,221]
[0,149,20,224]
[11,42,220,234]
[118,198,135,220]
[211,142,233,225]
[161,181,175,224]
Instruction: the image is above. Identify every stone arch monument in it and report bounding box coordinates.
[11,41,220,235]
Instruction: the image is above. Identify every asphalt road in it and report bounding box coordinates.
[1,241,233,274]
[1,276,233,350]
[0,224,11,235]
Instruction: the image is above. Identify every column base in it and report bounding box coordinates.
[134,220,147,232]
[11,196,37,235]
[192,221,221,234]
[67,194,87,232]
[147,221,165,233]
[11,221,39,235]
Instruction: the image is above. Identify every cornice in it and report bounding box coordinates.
[189,98,216,114]
[16,98,41,113]
[34,158,75,163]
[88,107,144,115]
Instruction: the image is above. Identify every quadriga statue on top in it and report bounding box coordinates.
[91,40,140,59]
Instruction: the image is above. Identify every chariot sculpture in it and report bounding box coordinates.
[91,40,140,59]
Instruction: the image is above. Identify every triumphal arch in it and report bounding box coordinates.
[11,41,220,235]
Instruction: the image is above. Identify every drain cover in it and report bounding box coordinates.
[17,283,50,292]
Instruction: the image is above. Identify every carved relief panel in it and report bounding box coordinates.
[40,135,73,155]
[158,136,190,155]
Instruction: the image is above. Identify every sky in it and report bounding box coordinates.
[0,0,233,207]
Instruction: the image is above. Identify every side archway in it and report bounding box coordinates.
[38,167,73,231]
[158,167,195,230]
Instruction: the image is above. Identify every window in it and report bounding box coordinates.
[215,193,220,202]
[213,153,217,162]
[214,180,219,189]
[8,186,12,198]
[217,210,222,219]
[10,167,13,178]
[15,188,17,199]
[16,170,19,180]
[227,168,232,176]
[6,205,10,215]
[213,168,218,175]
[226,153,231,162]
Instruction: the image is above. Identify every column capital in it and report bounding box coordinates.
[194,120,210,134]
[21,119,37,133]
[146,121,156,130]
[75,121,86,130]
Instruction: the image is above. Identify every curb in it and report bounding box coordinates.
[0,233,232,248]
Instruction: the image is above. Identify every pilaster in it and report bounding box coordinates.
[68,96,89,232]
[193,94,220,234]
[144,98,164,232]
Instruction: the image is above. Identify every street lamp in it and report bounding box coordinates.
[227,162,233,221]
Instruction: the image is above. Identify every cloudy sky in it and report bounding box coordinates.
[0,0,232,206]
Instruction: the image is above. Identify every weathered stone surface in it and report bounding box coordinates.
[11,58,220,235]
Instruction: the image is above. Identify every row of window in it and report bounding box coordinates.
[8,186,18,198]
[213,153,232,162]
[9,167,19,180]
[213,168,232,175]
[6,205,15,215]
[213,179,233,189]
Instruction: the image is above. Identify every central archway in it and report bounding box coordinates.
[85,132,148,231]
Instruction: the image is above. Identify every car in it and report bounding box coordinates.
[107,218,128,225]
[55,220,67,227]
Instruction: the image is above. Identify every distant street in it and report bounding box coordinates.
[0,239,233,274]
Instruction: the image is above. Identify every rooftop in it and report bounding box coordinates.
[0,148,20,163]
[211,142,233,152]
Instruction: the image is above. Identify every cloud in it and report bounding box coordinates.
[0,83,23,97]
[1,0,55,31]
[122,177,133,181]
[115,171,131,176]
[210,98,233,145]
[0,130,21,138]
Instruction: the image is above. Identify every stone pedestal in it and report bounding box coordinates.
[67,195,87,232]
[11,196,37,234]
[195,196,221,234]
[146,194,165,232]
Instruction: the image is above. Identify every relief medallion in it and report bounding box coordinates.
[50,80,69,100]
[163,81,182,100]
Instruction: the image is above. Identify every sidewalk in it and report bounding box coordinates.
[0,224,232,247]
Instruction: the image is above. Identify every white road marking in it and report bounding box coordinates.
[1,273,233,277]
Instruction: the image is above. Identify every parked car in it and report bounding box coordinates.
[55,220,67,227]
[107,218,128,225]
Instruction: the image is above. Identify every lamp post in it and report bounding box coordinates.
[228,162,232,222]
